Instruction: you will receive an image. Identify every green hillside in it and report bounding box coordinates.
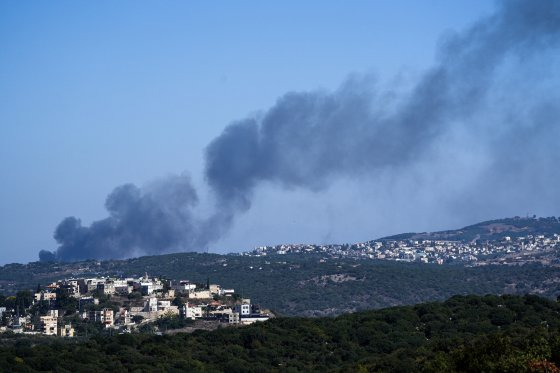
[2,253,560,316]
[381,216,560,242]
[1,294,560,372]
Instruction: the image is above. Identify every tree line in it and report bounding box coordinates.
[1,294,560,372]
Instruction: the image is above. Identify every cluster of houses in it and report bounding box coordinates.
[0,307,75,337]
[0,274,270,337]
[246,234,560,265]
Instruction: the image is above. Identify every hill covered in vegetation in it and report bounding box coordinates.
[2,253,560,316]
[3,216,560,316]
[382,216,560,242]
[1,294,560,372]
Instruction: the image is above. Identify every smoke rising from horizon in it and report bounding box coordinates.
[39,174,208,261]
[41,0,560,261]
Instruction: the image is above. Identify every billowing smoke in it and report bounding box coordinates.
[40,174,209,261]
[41,0,560,261]
[206,0,560,208]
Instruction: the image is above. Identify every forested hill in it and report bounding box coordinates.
[1,294,560,372]
[2,216,560,316]
[2,253,560,316]
[381,216,560,242]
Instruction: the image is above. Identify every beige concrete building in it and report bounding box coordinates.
[190,290,212,299]
[39,314,58,336]
[58,324,75,337]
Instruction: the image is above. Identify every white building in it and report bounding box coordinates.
[234,303,251,316]
[183,304,203,320]
[172,281,196,294]
[146,297,158,312]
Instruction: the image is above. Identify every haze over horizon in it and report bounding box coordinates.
[2,0,559,264]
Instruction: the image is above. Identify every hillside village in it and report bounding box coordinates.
[0,274,270,337]
[246,233,560,266]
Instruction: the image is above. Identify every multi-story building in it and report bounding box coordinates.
[234,300,251,316]
[228,312,240,324]
[58,324,75,337]
[183,304,203,320]
[87,308,114,327]
[34,291,57,303]
[103,308,114,327]
[97,281,115,295]
[39,310,59,336]
[172,281,196,294]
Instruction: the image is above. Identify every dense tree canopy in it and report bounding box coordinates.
[3,252,560,317]
[1,294,560,372]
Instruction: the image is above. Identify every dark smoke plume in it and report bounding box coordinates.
[41,174,205,261]
[41,0,560,261]
[205,0,560,208]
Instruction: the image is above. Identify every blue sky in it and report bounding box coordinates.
[0,1,500,264]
